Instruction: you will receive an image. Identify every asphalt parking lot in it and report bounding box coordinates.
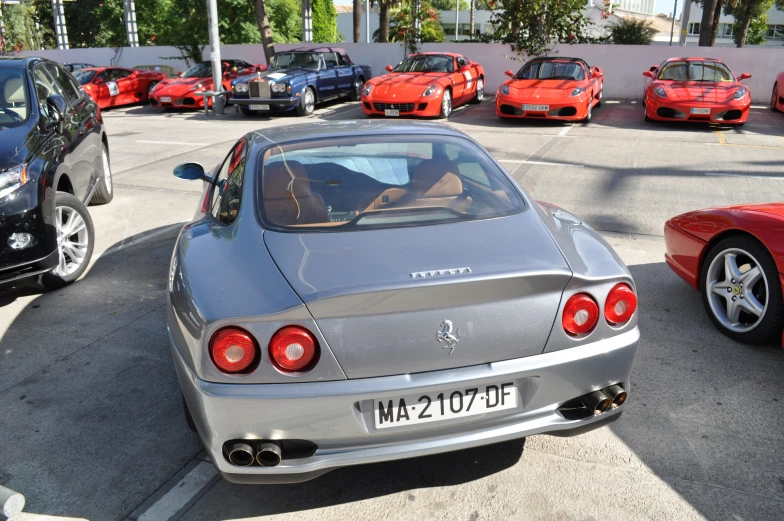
[1,97,783,521]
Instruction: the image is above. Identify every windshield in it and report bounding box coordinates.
[0,70,30,128]
[73,70,97,84]
[517,61,585,80]
[269,52,321,70]
[182,62,217,78]
[257,135,525,232]
[658,61,735,82]
[393,55,454,74]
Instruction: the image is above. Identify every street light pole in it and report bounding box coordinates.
[669,0,678,45]
[454,0,459,41]
[679,0,691,46]
[366,0,370,42]
[206,0,223,114]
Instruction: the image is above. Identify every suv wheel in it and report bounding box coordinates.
[90,144,113,205]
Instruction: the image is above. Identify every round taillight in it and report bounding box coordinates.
[269,326,318,373]
[605,283,637,325]
[562,293,599,336]
[209,327,259,374]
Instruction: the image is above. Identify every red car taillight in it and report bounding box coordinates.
[269,326,319,373]
[209,327,259,374]
[562,293,599,336]
[605,283,637,325]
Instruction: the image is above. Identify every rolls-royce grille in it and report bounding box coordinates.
[374,102,415,112]
[250,80,271,98]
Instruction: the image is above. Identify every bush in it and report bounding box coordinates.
[609,18,657,45]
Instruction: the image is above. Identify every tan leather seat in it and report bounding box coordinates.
[395,158,471,211]
[364,187,407,212]
[4,77,27,120]
[262,160,329,226]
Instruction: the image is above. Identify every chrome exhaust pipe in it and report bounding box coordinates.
[581,390,612,415]
[256,442,282,467]
[605,385,627,408]
[228,442,255,466]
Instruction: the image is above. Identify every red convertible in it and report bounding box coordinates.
[73,67,165,109]
[360,52,484,119]
[773,71,784,113]
[643,57,751,125]
[150,60,266,109]
[665,203,784,347]
[496,57,603,122]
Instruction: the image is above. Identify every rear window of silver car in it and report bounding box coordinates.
[257,135,525,231]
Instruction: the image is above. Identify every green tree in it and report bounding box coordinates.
[732,12,768,44]
[488,0,597,56]
[312,0,341,42]
[725,0,774,47]
[430,0,470,9]
[609,17,657,44]
[373,1,445,48]
[1,1,47,52]
[266,0,302,42]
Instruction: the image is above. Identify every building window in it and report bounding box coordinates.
[719,23,733,37]
[769,25,784,39]
[688,22,700,35]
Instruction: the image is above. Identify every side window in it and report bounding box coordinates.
[337,53,348,66]
[323,52,339,68]
[113,69,132,79]
[32,65,61,104]
[211,139,247,225]
[45,63,80,105]
[456,56,467,69]
[96,70,110,82]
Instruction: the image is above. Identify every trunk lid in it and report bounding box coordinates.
[264,212,572,379]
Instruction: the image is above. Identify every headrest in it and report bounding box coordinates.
[263,160,312,199]
[5,78,25,104]
[411,159,463,197]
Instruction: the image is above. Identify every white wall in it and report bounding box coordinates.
[19,42,783,102]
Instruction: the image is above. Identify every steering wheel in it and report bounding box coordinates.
[0,107,23,122]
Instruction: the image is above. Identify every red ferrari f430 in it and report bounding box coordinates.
[665,203,784,347]
[360,53,484,119]
[643,57,751,125]
[73,67,165,109]
[772,71,784,113]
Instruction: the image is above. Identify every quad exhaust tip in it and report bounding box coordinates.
[581,390,612,416]
[227,442,255,467]
[605,384,627,408]
[256,442,282,467]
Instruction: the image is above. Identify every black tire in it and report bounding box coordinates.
[349,77,364,102]
[296,87,315,117]
[469,77,484,104]
[596,83,603,107]
[700,235,784,345]
[772,83,779,113]
[90,143,113,205]
[146,81,158,101]
[240,106,257,116]
[183,394,197,432]
[34,192,95,290]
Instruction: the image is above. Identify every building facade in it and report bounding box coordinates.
[683,1,784,46]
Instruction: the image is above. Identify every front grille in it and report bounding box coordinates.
[553,106,577,117]
[657,107,686,119]
[500,104,522,115]
[721,109,742,120]
[373,102,415,112]
[250,80,271,98]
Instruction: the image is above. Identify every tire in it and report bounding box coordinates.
[89,144,113,205]
[438,89,452,119]
[146,81,158,101]
[772,83,779,112]
[470,77,484,104]
[296,87,315,117]
[183,394,197,432]
[35,192,95,290]
[582,100,593,123]
[240,106,257,116]
[349,77,364,102]
[700,235,784,345]
[596,83,603,107]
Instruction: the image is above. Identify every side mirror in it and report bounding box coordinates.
[95,77,105,84]
[649,65,658,72]
[177,71,183,77]
[504,70,515,78]
[738,73,751,80]
[173,162,206,181]
[643,70,655,79]
[385,65,394,72]
[592,67,603,77]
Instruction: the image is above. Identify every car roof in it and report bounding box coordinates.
[249,120,469,148]
[664,57,723,62]
[0,56,35,69]
[527,56,590,67]
[289,47,348,55]
[413,52,462,58]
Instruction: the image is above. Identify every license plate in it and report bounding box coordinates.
[250,104,270,111]
[160,97,171,103]
[385,109,400,117]
[690,107,711,114]
[523,104,549,111]
[374,382,517,429]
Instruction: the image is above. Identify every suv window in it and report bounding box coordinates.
[212,139,247,225]
[44,63,81,105]
[32,65,61,104]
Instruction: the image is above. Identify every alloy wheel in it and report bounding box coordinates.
[442,91,452,118]
[52,205,90,277]
[706,248,769,333]
[304,89,315,113]
[102,147,112,195]
[476,79,484,101]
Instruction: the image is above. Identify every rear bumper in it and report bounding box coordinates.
[495,94,590,121]
[664,221,706,290]
[173,327,640,483]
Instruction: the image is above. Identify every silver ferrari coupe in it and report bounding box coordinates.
[168,120,639,483]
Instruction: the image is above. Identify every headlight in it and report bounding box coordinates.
[234,83,248,93]
[733,86,747,99]
[421,84,437,97]
[189,83,205,92]
[271,82,287,94]
[362,84,372,97]
[0,163,28,200]
[500,85,509,95]
[570,87,585,97]
[653,86,667,98]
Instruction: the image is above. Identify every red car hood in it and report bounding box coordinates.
[507,79,587,100]
[654,81,743,103]
[154,77,213,95]
[723,203,784,219]
[370,72,447,98]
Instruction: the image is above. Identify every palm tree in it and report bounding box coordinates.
[253,0,275,62]
[377,0,394,42]
[353,0,361,42]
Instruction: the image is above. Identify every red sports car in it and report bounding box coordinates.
[496,57,603,122]
[73,67,165,109]
[665,203,784,347]
[643,57,751,125]
[150,60,266,109]
[772,71,784,112]
[360,52,484,119]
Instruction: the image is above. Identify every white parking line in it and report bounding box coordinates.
[499,159,584,168]
[705,172,784,180]
[135,140,209,146]
[558,125,573,137]
[136,461,217,521]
